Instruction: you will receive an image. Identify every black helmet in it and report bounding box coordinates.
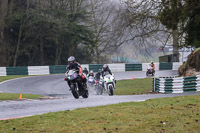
[98,69,102,73]
[84,67,87,70]
[68,56,75,64]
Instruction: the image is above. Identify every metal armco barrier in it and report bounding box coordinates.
[154,75,200,93]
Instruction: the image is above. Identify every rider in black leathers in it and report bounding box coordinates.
[88,70,94,77]
[83,67,89,75]
[95,69,102,81]
[101,64,112,77]
[101,64,116,85]
[65,56,86,91]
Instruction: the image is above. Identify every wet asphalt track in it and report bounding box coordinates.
[0,70,178,96]
[0,70,200,120]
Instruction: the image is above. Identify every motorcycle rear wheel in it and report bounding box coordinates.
[82,90,89,98]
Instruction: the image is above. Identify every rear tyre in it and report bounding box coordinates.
[82,90,89,98]
[152,70,155,76]
[71,84,79,99]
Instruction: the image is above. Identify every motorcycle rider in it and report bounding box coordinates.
[83,67,89,75]
[101,64,112,77]
[88,70,94,77]
[150,61,155,73]
[101,64,116,88]
[95,69,102,81]
[65,56,87,90]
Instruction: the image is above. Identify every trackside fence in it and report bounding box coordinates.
[153,75,200,93]
[0,62,182,76]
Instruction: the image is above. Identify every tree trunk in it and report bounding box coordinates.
[40,36,44,65]
[55,45,63,65]
[172,29,179,62]
[68,39,74,57]
[26,0,30,9]
[95,48,100,64]
[0,0,8,66]
[55,38,63,65]
[8,0,13,14]
[13,19,23,67]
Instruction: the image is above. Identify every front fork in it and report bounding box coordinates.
[67,81,79,92]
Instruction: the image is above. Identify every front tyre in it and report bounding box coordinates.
[71,84,79,99]
[96,85,103,95]
[146,71,148,76]
[108,85,114,96]
[99,86,103,95]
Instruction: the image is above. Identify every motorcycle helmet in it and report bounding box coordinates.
[90,70,93,73]
[151,61,153,64]
[68,56,75,64]
[98,69,102,73]
[103,64,108,70]
[84,67,87,70]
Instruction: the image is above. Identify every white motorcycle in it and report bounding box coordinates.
[103,74,116,96]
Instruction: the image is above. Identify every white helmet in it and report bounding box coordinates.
[90,70,93,73]
[68,56,75,63]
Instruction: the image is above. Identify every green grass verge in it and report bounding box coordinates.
[0,93,42,101]
[0,95,199,132]
[115,78,153,95]
[0,76,43,100]
[0,75,30,82]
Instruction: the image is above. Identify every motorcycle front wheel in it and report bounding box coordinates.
[71,84,79,99]
[96,85,103,95]
[108,85,114,96]
[146,71,148,76]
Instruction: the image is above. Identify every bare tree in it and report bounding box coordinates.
[87,0,129,63]
[119,0,171,56]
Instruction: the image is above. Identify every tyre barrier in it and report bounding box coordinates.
[153,75,200,93]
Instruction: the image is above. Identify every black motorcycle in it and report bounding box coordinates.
[65,70,89,99]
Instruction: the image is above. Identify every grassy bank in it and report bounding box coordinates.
[0,76,42,100]
[0,93,42,101]
[0,75,29,82]
[115,78,153,95]
[0,95,199,132]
